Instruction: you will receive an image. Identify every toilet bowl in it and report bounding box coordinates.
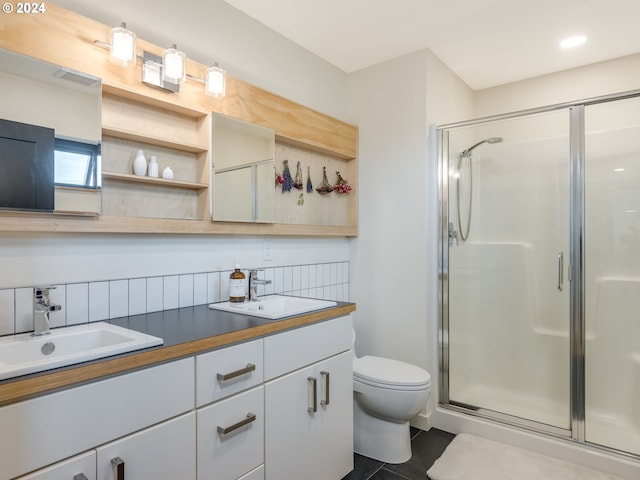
[352,336,431,464]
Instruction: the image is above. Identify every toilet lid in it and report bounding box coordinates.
[353,355,431,388]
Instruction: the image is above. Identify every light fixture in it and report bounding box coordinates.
[559,35,587,49]
[95,27,227,97]
[206,63,227,97]
[163,44,186,84]
[109,22,136,66]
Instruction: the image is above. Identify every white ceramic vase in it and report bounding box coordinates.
[133,149,147,176]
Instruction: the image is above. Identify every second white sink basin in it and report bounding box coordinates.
[209,295,337,320]
[0,322,163,381]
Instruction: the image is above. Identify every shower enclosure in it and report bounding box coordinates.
[438,91,640,458]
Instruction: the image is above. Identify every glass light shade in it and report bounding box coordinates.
[110,25,136,66]
[206,65,226,97]
[163,47,186,83]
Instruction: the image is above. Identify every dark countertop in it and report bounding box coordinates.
[0,300,356,406]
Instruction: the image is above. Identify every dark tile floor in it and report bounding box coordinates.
[341,428,456,480]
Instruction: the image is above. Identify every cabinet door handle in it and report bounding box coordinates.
[217,363,256,382]
[217,412,256,436]
[320,370,330,406]
[111,457,125,480]
[73,475,88,480]
[308,376,317,413]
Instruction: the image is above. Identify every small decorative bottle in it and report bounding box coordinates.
[133,149,147,176]
[229,257,246,303]
[148,155,159,177]
[162,166,174,180]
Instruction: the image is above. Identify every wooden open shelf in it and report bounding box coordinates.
[102,171,208,190]
[102,127,207,154]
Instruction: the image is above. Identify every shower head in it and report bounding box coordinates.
[461,137,503,156]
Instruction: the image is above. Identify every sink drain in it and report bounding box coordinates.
[41,342,55,355]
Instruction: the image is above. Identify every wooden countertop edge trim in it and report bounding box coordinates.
[0,304,356,406]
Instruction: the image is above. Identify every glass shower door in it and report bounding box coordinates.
[584,96,640,455]
[444,109,572,432]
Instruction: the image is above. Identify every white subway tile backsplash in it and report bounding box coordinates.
[129,278,147,316]
[179,274,194,308]
[89,282,109,322]
[207,272,221,304]
[264,268,275,296]
[67,283,88,325]
[163,275,179,310]
[49,285,66,329]
[15,287,33,333]
[193,273,208,306]
[309,265,317,288]
[0,289,14,336]
[109,280,129,319]
[283,266,293,292]
[0,262,349,335]
[146,277,163,313]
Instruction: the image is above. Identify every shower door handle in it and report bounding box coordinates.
[557,252,564,291]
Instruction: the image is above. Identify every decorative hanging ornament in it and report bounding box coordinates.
[315,166,334,195]
[281,159,294,192]
[333,171,352,194]
[306,166,313,193]
[294,161,303,190]
[274,166,285,187]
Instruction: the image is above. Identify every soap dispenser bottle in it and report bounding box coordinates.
[229,257,246,303]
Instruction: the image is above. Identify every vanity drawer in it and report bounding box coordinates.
[264,315,352,380]
[16,451,96,480]
[196,339,264,407]
[197,385,264,480]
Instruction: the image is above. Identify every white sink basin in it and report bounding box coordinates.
[209,295,337,320]
[0,322,163,380]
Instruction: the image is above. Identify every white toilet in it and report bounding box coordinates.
[352,331,431,464]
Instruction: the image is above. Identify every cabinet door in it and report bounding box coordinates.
[265,352,353,480]
[314,351,353,480]
[16,451,96,480]
[264,365,316,480]
[96,412,195,480]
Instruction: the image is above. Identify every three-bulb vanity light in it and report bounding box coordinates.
[99,22,226,97]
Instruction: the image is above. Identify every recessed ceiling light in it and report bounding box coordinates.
[559,35,587,49]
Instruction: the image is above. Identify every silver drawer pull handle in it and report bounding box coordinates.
[217,363,256,382]
[74,475,89,480]
[217,412,256,436]
[111,457,125,480]
[320,370,330,406]
[308,376,317,413]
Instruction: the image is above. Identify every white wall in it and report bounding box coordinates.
[475,53,640,117]
[347,49,475,421]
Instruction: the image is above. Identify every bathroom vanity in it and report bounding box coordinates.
[0,304,355,480]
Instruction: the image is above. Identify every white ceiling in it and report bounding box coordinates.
[224,0,640,90]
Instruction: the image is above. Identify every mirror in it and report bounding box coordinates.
[0,48,102,215]
[211,113,275,223]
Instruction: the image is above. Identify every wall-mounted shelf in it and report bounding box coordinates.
[102,127,207,154]
[102,171,208,190]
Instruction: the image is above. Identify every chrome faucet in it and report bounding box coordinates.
[248,269,272,301]
[32,286,61,336]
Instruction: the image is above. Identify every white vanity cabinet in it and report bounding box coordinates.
[3,358,194,480]
[196,339,265,480]
[263,315,353,480]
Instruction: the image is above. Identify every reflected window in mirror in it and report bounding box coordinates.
[54,139,101,189]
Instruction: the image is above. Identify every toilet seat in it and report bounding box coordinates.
[353,355,431,391]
